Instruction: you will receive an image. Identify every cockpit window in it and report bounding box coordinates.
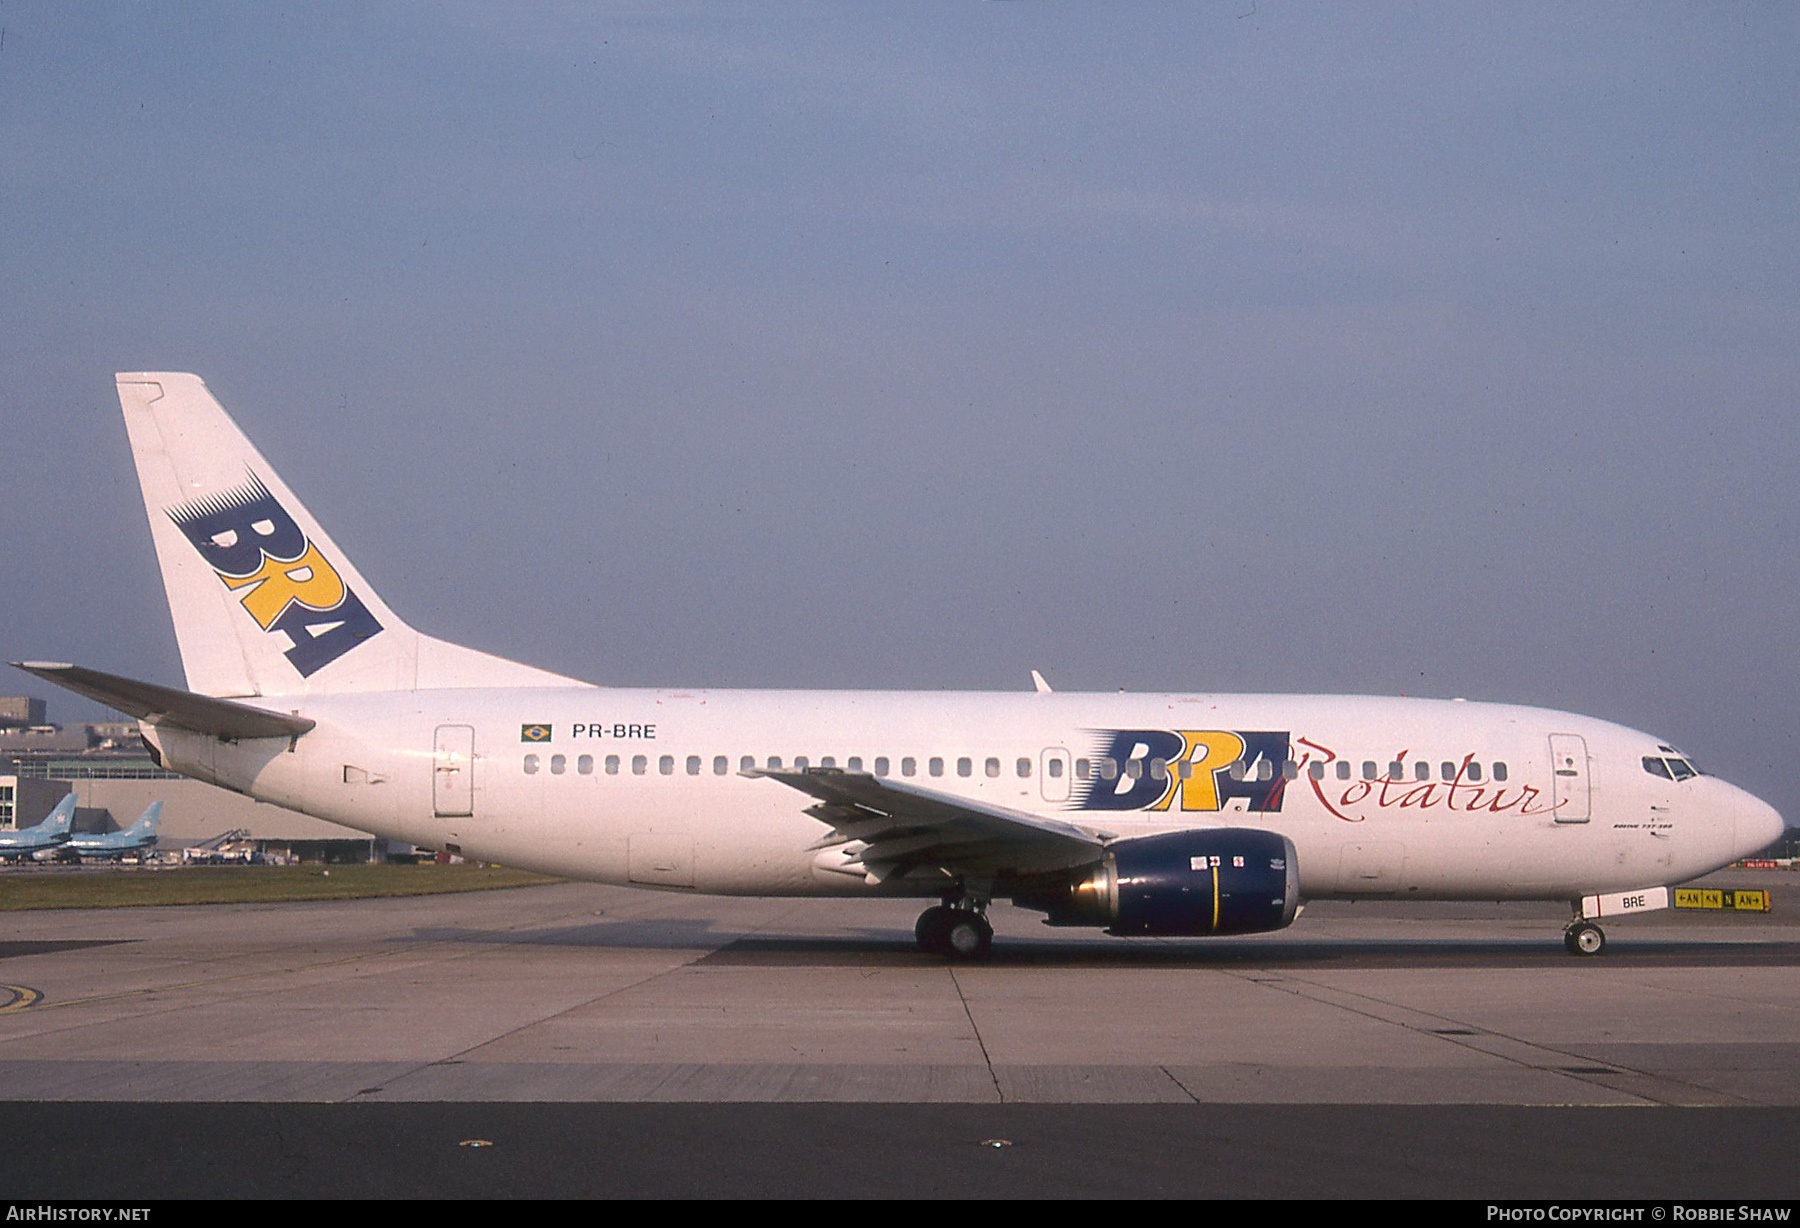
[1644,755,1700,781]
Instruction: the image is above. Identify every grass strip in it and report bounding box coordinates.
[0,863,560,910]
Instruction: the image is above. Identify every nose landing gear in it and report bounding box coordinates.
[1564,919,1606,956]
[915,899,994,959]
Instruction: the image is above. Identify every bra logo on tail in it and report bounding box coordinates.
[168,473,383,677]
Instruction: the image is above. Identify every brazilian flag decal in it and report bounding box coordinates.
[521,724,552,743]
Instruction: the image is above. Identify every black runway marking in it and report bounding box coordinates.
[0,940,136,960]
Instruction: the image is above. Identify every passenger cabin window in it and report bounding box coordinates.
[1310,762,1326,781]
[551,754,566,775]
[902,757,917,777]
[713,756,728,776]
[606,755,620,775]
[659,755,674,776]
[1415,762,1430,781]
[632,755,647,775]
[1075,759,1091,780]
[847,757,863,772]
[740,756,756,773]
[1099,758,1118,781]
[1440,761,1456,782]
[1017,758,1032,778]
[524,754,540,775]
[957,757,973,778]
[1361,761,1377,780]
[1493,762,1508,782]
[1388,761,1403,780]
[1047,759,1063,778]
[578,755,593,775]
[1336,762,1351,781]
[767,756,783,771]
[985,757,1000,778]
[874,757,890,776]
[1467,761,1482,783]
[929,757,944,777]
[820,757,836,769]
[794,757,809,771]
[686,755,701,776]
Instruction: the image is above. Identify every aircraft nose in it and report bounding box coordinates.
[1736,790,1786,858]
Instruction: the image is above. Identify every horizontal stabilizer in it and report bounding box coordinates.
[12,662,315,741]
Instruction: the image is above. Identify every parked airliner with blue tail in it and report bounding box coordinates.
[15,374,1786,955]
[64,802,161,860]
[0,795,75,860]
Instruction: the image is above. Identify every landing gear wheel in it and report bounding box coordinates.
[915,906,955,954]
[1564,922,1606,956]
[942,912,993,960]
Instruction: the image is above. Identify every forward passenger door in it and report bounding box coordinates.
[1548,733,1589,824]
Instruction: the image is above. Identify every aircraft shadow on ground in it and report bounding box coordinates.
[699,934,1800,969]
[392,923,1800,969]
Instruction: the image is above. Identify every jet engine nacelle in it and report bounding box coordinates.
[1011,828,1301,937]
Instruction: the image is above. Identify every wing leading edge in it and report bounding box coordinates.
[752,768,1106,884]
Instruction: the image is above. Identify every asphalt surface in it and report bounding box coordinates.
[1,868,1795,1198]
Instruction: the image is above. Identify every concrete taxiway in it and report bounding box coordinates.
[1,870,1795,1108]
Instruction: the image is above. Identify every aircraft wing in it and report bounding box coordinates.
[753,768,1106,883]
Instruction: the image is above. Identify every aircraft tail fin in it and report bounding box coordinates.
[37,795,76,838]
[115,374,591,697]
[128,802,162,838]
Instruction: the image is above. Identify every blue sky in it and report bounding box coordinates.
[4,4,1797,816]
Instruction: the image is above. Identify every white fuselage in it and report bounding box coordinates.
[142,688,1783,904]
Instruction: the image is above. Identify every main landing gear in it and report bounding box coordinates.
[1563,918,1606,956]
[915,899,993,959]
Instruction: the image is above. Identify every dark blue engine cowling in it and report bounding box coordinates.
[1012,828,1301,937]
[1110,829,1299,935]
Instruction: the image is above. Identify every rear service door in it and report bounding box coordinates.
[434,724,475,818]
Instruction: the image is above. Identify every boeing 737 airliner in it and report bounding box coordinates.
[16,374,1786,957]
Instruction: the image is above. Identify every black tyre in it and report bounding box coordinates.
[1567,922,1606,956]
[942,912,993,960]
[914,906,954,953]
